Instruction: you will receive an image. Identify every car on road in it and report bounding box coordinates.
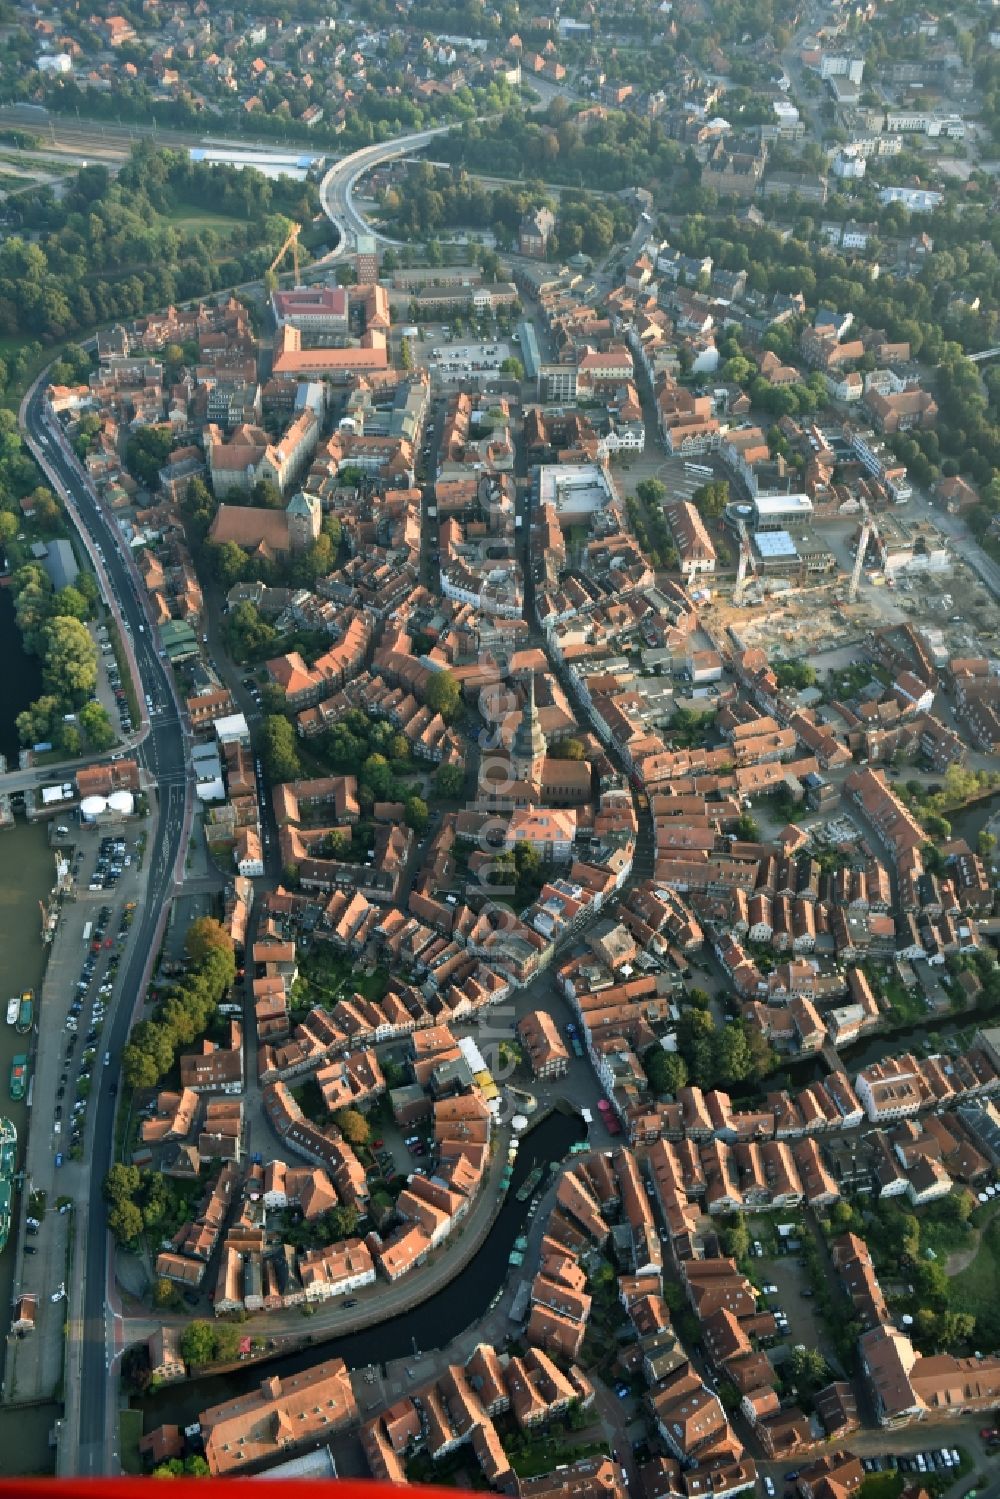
[343,1298,359,1309]
[54,1153,63,1168]
[764,1481,775,1497]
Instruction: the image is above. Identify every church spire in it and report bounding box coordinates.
[510,673,546,782]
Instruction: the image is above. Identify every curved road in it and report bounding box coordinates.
[316,78,576,260]
[22,379,191,1474]
[316,124,456,261]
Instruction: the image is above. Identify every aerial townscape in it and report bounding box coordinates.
[2,0,1000,1489]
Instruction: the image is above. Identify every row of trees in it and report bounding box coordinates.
[0,145,310,343]
[120,917,237,1096]
[437,104,685,195]
[33,67,520,160]
[382,162,634,259]
[9,558,108,749]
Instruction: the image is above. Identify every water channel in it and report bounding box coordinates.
[138,1108,586,1433]
[0,589,61,1473]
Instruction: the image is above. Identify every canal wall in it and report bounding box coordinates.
[136,1109,584,1431]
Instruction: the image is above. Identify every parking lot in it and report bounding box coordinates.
[401,325,517,391]
[96,622,133,737]
[753,1243,838,1366]
[7,823,146,1401]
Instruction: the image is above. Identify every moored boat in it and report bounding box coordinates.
[15,991,33,1036]
[5,998,17,1027]
[0,1118,15,1253]
[9,1056,27,1103]
[515,1164,544,1202]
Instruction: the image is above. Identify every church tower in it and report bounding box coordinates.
[510,673,547,785]
[285,490,321,553]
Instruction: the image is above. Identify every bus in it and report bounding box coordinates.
[82,922,92,944]
[684,461,713,478]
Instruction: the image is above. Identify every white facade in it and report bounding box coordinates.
[878,186,943,212]
[832,151,866,179]
[820,53,864,83]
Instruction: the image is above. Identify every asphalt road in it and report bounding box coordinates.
[23,380,191,1473]
[315,75,578,260]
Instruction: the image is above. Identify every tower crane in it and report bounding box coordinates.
[734,515,755,606]
[268,221,302,285]
[849,497,876,603]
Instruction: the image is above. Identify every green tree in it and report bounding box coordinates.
[213,1322,243,1361]
[79,700,115,751]
[361,752,394,800]
[185,916,236,969]
[721,1215,751,1261]
[211,541,249,589]
[107,1198,144,1245]
[122,1041,162,1090]
[104,1163,140,1203]
[500,356,524,380]
[644,1046,688,1096]
[153,1458,185,1478]
[55,585,91,621]
[184,1455,210,1477]
[42,615,98,703]
[57,722,82,756]
[736,812,760,841]
[261,714,301,782]
[334,1107,371,1146]
[433,762,465,798]
[404,795,429,833]
[180,1321,219,1367]
[712,1022,753,1085]
[152,1278,180,1309]
[329,1203,361,1239]
[692,480,730,518]
[126,425,174,487]
[551,737,585,760]
[786,1345,828,1394]
[425,669,461,721]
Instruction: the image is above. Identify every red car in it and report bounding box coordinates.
[104,938,113,949]
[980,1429,999,1442]
[372,1138,385,1148]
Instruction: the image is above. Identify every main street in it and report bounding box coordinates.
[21,379,193,1474]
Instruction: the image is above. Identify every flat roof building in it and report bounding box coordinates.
[752,493,813,528]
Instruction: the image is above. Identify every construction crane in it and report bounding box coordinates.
[849,498,875,604]
[268,221,302,285]
[734,516,755,606]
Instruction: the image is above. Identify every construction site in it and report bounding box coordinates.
[707,512,997,670]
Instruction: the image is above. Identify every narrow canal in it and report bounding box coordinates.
[0,587,61,1474]
[138,1108,586,1432]
[0,586,43,765]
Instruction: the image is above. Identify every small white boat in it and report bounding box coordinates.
[5,999,18,1027]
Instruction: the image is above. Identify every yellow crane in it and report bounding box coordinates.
[268,221,302,284]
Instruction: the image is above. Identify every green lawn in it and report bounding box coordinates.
[509,1441,609,1480]
[295,949,390,1010]
[118,1409,144,1476]
[881,977,928,1023]
[162,203,248,231]
[948,1212,1000,1345]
